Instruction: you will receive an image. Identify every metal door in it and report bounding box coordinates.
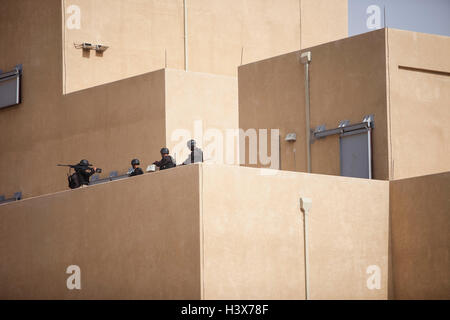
[339,129,372,179]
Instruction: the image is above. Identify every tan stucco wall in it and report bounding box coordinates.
[0,164,389,299]
[164,69,239,165]
[62,0,348,93]
[1,2,168,200]
[57,70,167,181]
[0,1,242,200]
[62,0,185,94]
[0,165,201,299]
[0,52,167,199]
[300,0,348,49]
[201,165,389,300]
[390,172,450,299]
[239,29,389,179]
[387,29,450,180]
[186,0,301,77]
[309,30,389,179]
[0,0,78,199]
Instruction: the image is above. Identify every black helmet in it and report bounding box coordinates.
[160,147,169,155]
[131,159,140,166]
[187,139,196,149]
[79,159,91,166]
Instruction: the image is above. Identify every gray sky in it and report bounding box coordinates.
[348,0,450,37]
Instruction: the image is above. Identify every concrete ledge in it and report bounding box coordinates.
[0,164,392,299]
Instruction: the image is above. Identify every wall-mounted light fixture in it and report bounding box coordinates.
[94,44,109,53]
[74,42,109,53]
[285,133,297,142]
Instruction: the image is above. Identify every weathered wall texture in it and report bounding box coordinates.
[300,0,348,49]
[0,0,72,199]
[201,165,389,300]
[239,29,389,179]
[238,50,305,173]
[62,0,348,93]
[390,172,450,300]
[308,29,388,179]
[186,0,301,77]
[62,0,185,93]
[0,164,389,299]
[0,165,201,299]
[0,1,242,200]
[239,29,450,181]
[0,1,168,199]
[56,70,167,183]
[1,158,447,300]
[0,40,168,199]
[387,29,450,180]
[164,69,239,165]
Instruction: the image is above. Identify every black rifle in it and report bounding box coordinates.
[57,164,102,173]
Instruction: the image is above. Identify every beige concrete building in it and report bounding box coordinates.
[0,0,239,199]
[1,165,448,299]
[0,0,449,300]
[0,164,390,300]
[62,0,348,93]
[239,28,450,181]
[0,0,350,198]
[390,172,450,300]
[0,65,238,199]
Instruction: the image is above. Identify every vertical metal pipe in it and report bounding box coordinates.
[300,197,312,300]
[241,47,244,65]
[184,0,188,71]
[300,52,312,173]
[368,128,373,179]
[16,75,20,104]
[303,211,309,299]
[279,134,282,170]
[293,148,297,171]
[305,62,311,173]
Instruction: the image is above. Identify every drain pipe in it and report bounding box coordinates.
[300,51,312,173]
[183,0,188,71]
[300,197,312,300]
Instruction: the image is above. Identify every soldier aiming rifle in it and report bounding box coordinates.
[57,159,102,189]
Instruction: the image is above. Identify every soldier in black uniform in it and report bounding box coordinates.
[153,148,176,171]
[129,158,144,177]
[73,159,97,186]
[182,139,204,165]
